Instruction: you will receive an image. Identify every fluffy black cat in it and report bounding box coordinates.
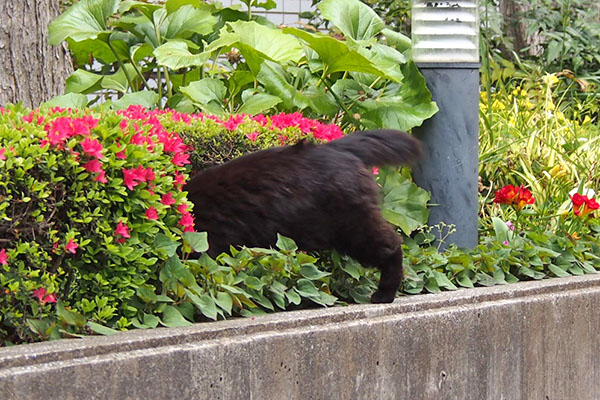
[184,130,422,303]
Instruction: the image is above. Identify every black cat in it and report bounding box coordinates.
[184,130,422,303]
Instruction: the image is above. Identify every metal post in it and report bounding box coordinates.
[410,1,480,249]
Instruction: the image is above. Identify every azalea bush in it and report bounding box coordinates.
[48,0,437,132]
[0,103,429,345]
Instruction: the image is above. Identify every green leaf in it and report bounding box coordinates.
[256,61,308,111]
[215,292,233,315]
[285,289,302,305]
[300,264,331,280]
[237,90,282,115]
[163,5,217,39]
[101,64,138,93]
[276,234,297,252]
[65,69,103,94]
[161,305,193,327]
[180,78,226,114]
[185,290,218,320]
[244,276,265,290]
[378,168,430,235]
[548,263,571,278]
[49,0,120,44]
[87,321,118,335]
[153,40,211,70]
[154,233,180,257]
[183,231,209,253]
[318,0,385,41]
[492,217,509,243]
[302,85,339,117]
[228,21,303,68]
[111,91,160,110]
[56,302,87,328]
[283,27,389,77]
[43,93,89,109]
[381,28,412,53]
[295,278,320,298]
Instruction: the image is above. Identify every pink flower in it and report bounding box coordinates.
[115,222,131,239]
[116,149,127,159]
[161,192,176,206]
[65,239,78,254]
[174,171,186,190]
[80,137,103,158]
[0,148,6,161]
[122,168,140,190]
[145,206,159,220]
[179,211,195,232]
[33,288,57,304]
[372,167,379,175]
[171,152,190,166]
[83,159,103,173]
[246,132,259,142]
[33,288,47,301]
[95,170,108,184]
[177,203,188,214]
[0,248,8,265]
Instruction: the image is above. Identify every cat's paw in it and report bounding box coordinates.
[370,290,395,304]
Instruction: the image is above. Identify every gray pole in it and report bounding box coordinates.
[410,1,480,250]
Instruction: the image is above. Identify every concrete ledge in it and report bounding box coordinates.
[2,274,600,399]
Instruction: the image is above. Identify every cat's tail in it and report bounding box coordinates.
[326,129,422,167]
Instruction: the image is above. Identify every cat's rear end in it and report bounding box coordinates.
[185,130,422,303]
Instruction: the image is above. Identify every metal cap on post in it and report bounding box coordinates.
[411,1,480,250]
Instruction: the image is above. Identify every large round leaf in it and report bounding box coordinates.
[153,40,211,70]
[318,0,385,41]
[49,0,120,45]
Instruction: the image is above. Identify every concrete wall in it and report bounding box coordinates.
[2,274,600,399]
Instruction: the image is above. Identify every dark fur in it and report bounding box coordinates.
[184,130,422,303]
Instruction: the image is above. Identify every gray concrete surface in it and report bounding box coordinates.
[2,274,600,399]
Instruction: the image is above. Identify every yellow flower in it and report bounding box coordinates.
[542,74,559,87]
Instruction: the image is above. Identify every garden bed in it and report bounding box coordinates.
[2,273,600,399]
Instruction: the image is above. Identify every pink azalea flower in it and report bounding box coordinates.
[33,288,57,304]
[80,137,103,158]
[372,167,379,175]
[177,203,188,214]
[179,211,195,232]
[174,171,186,190]
[122,168,140,190]
[0,148,5,161]
[171,152,190,166]
[115,149,127,159]
[161,192,176,206]
[95,170,108,184]
[115,222,131,239]
[145,206,159,220]
[32,287,47,301]
[65,239,78,254]
[83,159,103,173]
[0,248,8,265]
[246,132,259,142]
[43,293,57,304]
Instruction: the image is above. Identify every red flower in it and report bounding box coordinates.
[80,137,103,158]
[174,171,186,190]
[145,206,159,220]
[177,203,188,214]
[65,239,78,254]
[161,192,176,206]
[0,148,6,161]
[570,193,599,217]
[494,185,534,210]
[0,248,8,265]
